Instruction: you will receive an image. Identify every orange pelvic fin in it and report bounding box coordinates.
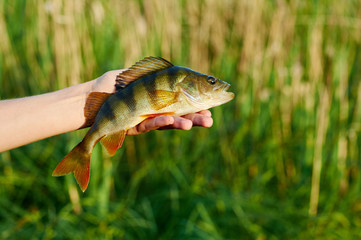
[100,130,126,156]
[141,112,175,118]
[149,90,179,110]
[52,142,91,192]
[80,92,113,128]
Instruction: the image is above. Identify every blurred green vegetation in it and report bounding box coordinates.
[1,0,361,239]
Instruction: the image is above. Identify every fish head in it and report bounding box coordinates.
[179,73,235,109]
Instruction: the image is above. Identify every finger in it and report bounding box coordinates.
[138,116,175,132]
[197,109,212,117]
[172,117,193,130]
[158,117,193,130]
[182,113,213,127]
[127,116,174,135]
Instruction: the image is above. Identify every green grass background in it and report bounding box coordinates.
[1,0,361,239]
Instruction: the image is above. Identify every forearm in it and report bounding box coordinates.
[0,80,95,152]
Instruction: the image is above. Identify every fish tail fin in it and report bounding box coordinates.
[52,142,91,192]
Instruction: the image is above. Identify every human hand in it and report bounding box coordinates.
[91,70,124,93]
[126,110,213,135]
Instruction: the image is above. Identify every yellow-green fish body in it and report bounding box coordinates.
[53,57,234,191]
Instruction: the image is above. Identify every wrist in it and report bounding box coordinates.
[90,70,124,93]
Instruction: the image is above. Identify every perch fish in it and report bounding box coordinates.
[52,56,234,191]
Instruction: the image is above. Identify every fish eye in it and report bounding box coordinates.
[207,76,216,85]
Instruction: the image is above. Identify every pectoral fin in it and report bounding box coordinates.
[100,130,126,156]
[150,90,179,110]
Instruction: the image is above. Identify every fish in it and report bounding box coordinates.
[52,56,234,192]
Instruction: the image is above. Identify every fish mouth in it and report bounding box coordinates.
[220,82,233,95]
[214,80,231,92]
[222,83,231,91]
[215,82,234,103]
[224,89,235,101]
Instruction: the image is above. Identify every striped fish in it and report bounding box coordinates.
[52,57,234,191]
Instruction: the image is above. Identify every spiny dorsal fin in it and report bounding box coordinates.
[115,56,174,91]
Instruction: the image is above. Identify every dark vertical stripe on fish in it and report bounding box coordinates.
[165,66,179,91]
[116,86,136,112]
[144,74,158,106]
[101,100,116,121]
